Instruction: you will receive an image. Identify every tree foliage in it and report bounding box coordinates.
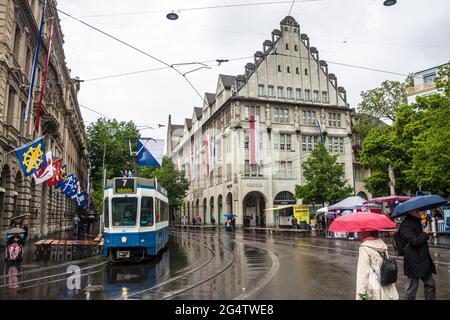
[358,78,410,122]
[87,118,140,211]
[295,143,353,205]
[139,156,190,210]
[359,62,450,197]
[87,120,190,212]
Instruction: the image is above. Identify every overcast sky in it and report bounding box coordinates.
[57,0,450,140]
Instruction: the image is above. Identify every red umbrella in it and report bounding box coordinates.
[329,211,397,233]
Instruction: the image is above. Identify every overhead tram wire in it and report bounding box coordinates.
[76,0,323,19]
[46,2,207,104]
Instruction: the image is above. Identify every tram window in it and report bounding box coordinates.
[140,197,154,227]
[161,201,169,222]
[155,198,160,223]
[104,197,109,228]
[112,197,138,227]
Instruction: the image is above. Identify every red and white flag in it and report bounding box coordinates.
[33,151,54,184]
[249,114,260,165]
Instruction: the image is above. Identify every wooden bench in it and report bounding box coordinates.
[49,240,59,260]
[34,240,46,260]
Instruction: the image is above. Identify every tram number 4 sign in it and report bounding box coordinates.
[115,178,135,194]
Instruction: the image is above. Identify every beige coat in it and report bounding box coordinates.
[356,239,399,300]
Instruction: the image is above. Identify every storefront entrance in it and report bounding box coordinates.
[243,192,266,227]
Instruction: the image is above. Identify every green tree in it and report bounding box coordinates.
[295,143,353,205]
[87,118,140,211]
[358,78,410,122]
[359,63,450,197]
[139,156,190,211]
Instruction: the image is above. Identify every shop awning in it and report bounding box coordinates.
[265,205,295,211]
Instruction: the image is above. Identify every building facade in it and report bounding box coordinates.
[167,16,366,227]
[406,63,448,104]
[0,0,88,240]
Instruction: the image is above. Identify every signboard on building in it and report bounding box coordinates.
[294,204,309,224]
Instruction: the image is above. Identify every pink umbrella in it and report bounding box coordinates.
[329,211,397,233]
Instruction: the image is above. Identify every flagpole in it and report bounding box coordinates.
[35,16,55,132]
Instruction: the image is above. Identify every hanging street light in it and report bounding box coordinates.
[166,12,179,20]
[383,0,397,6]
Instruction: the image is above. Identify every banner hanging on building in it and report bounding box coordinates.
[249,114,261,165]
[136,138,164,167]
[15,136,47,176]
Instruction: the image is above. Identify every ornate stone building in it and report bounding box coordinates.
[167,16,369,227]
[0,0,88,240]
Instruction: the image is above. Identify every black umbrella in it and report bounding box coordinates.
[391,195,447,218]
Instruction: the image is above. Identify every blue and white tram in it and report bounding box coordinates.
[102,177,169,261]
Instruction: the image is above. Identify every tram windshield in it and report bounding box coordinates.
[112,197,138,227]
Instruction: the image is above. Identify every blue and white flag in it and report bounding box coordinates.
[62,174,78,198]
[15,136,47,176]
[137,138,164,167]
[77,191,89,208]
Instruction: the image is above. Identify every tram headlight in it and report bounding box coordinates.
[121,236,127,243]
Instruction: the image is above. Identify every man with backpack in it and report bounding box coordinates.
[397,210,436,300]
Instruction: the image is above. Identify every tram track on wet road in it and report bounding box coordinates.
[120,230,235,300]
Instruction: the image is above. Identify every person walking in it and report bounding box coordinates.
[73,214,80,238]
[211,217,216,225]
[399,210,436,300]
[356,231,399,300]
[291,216,298,229]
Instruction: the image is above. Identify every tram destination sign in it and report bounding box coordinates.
[114,178,136,194]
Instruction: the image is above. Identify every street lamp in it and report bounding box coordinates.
[166,12,179,20]
[383,0,397,6]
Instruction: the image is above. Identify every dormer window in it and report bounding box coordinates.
[305,68,308,76]
[278,65,282,72]
[296,67,299,74]
[287,66,291,73]
[294,44,298,51]
[286,43,289,50]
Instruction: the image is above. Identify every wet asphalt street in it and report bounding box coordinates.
[0,229,449,300]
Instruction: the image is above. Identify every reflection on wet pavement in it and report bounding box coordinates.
[0,229,448,300]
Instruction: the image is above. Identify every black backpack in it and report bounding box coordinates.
[377,251,398,286]
[392,224,409,256]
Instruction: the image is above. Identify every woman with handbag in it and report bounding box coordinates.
[356,231,399,300]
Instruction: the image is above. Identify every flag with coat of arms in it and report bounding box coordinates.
[47,159,63,187]
[33,151,53,184]
[15,136,47,176]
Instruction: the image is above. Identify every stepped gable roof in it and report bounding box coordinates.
[205,92,216,105]
[185,118,192,130]
[219,74,236,89]
[194,107,202,120]
[170,124,184,132]
[280,16,300,27]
